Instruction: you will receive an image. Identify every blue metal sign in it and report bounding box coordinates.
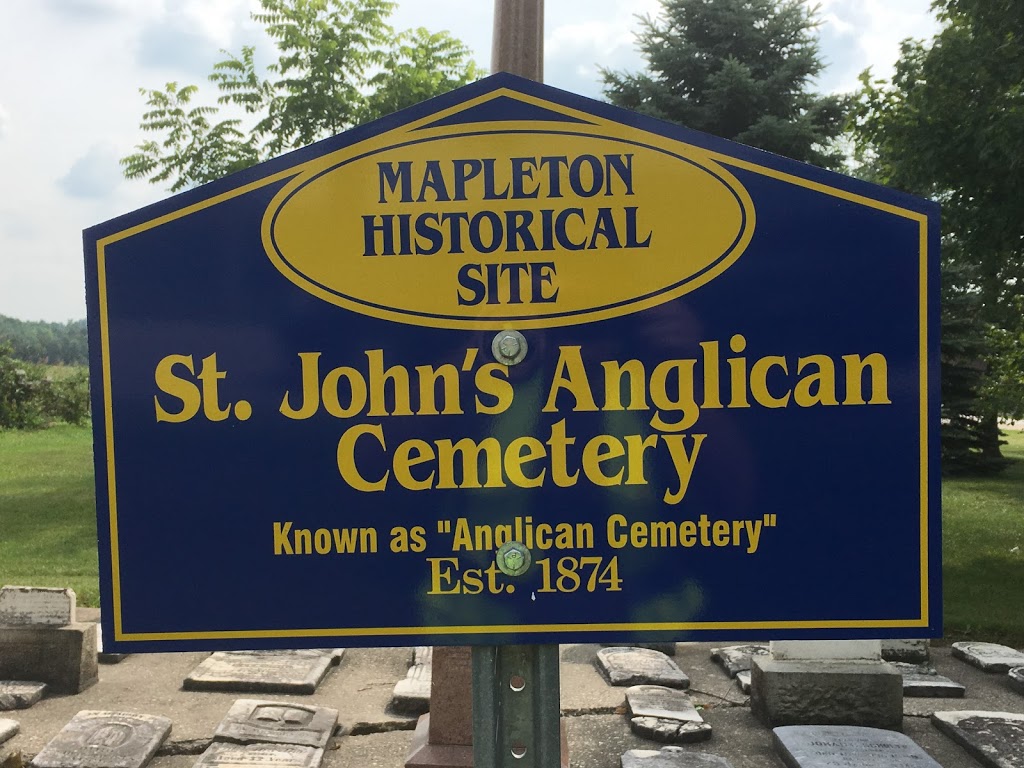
[86,74,940,652]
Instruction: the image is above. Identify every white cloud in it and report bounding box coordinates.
[0,102,10,140]
[59,144,124,200]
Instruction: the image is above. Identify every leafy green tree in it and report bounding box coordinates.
[601,0,849,168]
[123,0,482,192]
[852,0,1024,470]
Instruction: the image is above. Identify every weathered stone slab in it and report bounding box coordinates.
[952,642,1024,673]
[931,711,1024,768]
[183,651,334,694]
[597,648,689,688]
[313,650,344,667]
[773,725,942,767]
[0,588,75,627]
[1009,667,1024,695]
[31,711,171,768]
[602,643,677,656]
[192,743,323,768]
[621,746,733,767]
[390,663,431,715]
[213,699,337,748]
[412,646,432,667]
[880,640,930,664]
[0,682,46,711]
[888,664,965,698]
[625,686,710,744]
[735,670,751,695]
[0,721,18,746]
[0,625,98,694]
[710,645,768,677]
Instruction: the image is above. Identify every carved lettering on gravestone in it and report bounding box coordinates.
[621,747,734,767]
[625,686,711,744]
[192,743,324,768]
[31,711,171,768]
[952,643,1024,673]
[596,648,689,688]
[1009,668,1024,696]
[390,663,431,716]
[184,651,334,694]
[214,700,338,749]
[0,721,18,746]
[710,645,768,677]
[0,682,46,711]
[931,711,1024,768]
[0,587,75,627]
[772,725,942,768]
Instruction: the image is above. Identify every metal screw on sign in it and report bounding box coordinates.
[492,330,528,366]
[496,541,532,576]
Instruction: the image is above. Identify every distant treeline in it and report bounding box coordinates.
[0,315,88,366]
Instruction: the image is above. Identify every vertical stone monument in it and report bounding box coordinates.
[750,640,902,730]
[0,587,97,694]
[405,646,474,768]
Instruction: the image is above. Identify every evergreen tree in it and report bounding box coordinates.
[602,0,848,168]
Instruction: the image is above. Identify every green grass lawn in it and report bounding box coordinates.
[1,424,1023,645]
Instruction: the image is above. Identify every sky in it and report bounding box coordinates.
[0,0,938,323]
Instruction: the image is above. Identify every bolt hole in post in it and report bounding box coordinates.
[509,674,526,692]
[511,743,527,759]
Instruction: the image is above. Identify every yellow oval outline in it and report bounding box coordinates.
[262,129,755,329]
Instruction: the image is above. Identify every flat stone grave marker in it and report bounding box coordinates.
[621,747,733,767]
[625,685,711,744]
[31,711,171,768]
[603,643,677,656]
[0,682,46,711]
[888,663,965,698]
[0,587,75,627]
[597,648,689,688]
[710,645,768,677]
[390,663,431,715]
[412,646,432,667]
[313,650,345,667]
[213,700,338,749]
[735,671,751,695]
[773,724,942,768]
[931,711,1024,768]
[881,640,930,663]
[183,651,334,694]
[952,642,1024,673]
[1009,668,1024,696]
[192,743,323,768]
[0,721,18,746]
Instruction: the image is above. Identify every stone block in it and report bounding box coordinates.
[184,651,334,694]
[931,710,1024,768]
[0,588,75,627]
[952,642,1024,673]
[0,721,18,746]
[0,624,98,694]
[879,640,929,664]
[626,686,711,744]
[0,682,46,711]
[750,658,902,730]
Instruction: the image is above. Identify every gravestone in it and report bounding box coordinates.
[1009,668,1024,696]
[710,645,768,677]
[193,743,324,768]
[31,711,171,768]
[931,711,1024,768]
[213,700,338,748]
[597,648,689,688]
[0,682,46,711]
[413,647,432,667]
[0,587,97,694]
[735,671,751,695]
[952,643,1024,673]
[880,640,930,664]
[0,722,18,746]
[621,747,734,767]
[625,686,711,744]
[772,724,942,768]
[889,664,965,698]
[183,651,334,694]
[391,664,432,716]
[602,644,678,657]
[0,588,75,626]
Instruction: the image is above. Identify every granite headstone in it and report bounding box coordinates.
[597,648,689,688]
[931,710,1024,768]
[213,700,338,748]
[192,743,323,768]
[773,724,942,768]
[31,711,171,768]
[184,651,334,694]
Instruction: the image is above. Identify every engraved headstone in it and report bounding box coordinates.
[0,721,18,746]
[735,670,751,695]
[889,664,965,698]
[931,711,1024,768]
[1009,668,1024,696]
[625,686,711,744]
[597,648,689,688]
[881,640,930,664]
[184,651,334,694]
[710,645,768,677]
[772,724,942,768]
[214,700,338,749]
[621,747,734,767]
[0,587,75,627]
[603,643,677,657]
[390,663,431,715]
[952,642,1024,673]
[0,682,46,711]
[31,711,171,768]
[192,743,323,768]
